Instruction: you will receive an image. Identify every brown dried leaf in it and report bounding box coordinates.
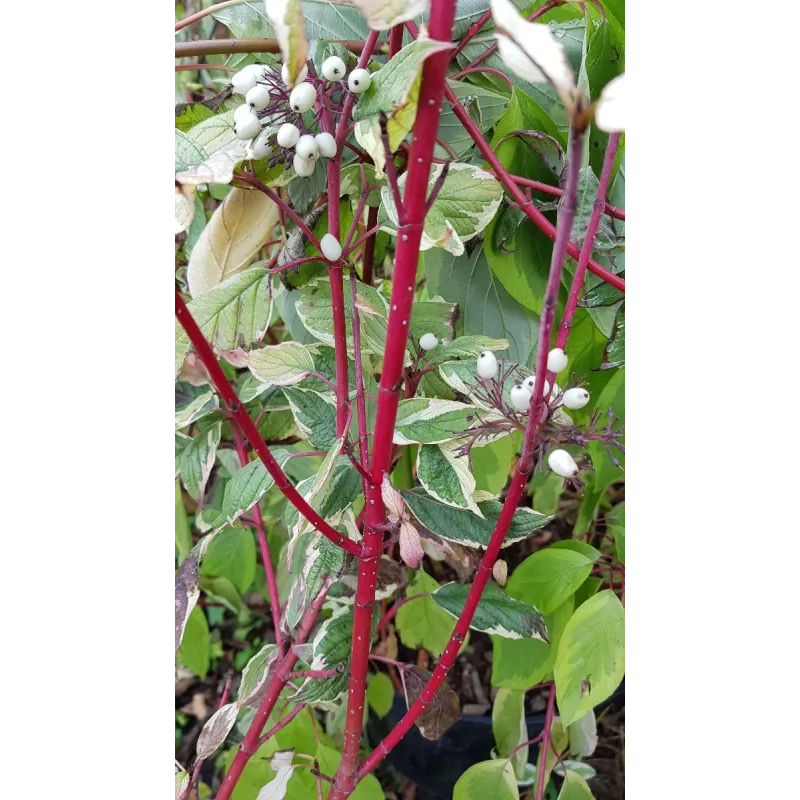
[196,702,239,759]
[402,666,460,741]
[175,556,200,653]
[373,628,399,662]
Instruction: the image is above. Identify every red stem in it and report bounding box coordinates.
[361,207,379,285]
[389,25,404,58]
[535,688,557,800]
[231,423,283,647]
[450,9,492,59]
[451,66,514,93]
[256,703,306,748]
[349,268,370,479]
[357,111,588,783]
[175,291,362,558]
[336,31,381,150]
[511,174,625,221]
[328,2,459,796]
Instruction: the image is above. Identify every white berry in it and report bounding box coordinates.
[277,123,300,148]
[348,68,372,94]
[231,66,258,94]
[315,132,337,159]
[321,56,346,81]
[419,333,438,351]
[233,113,261,140]
[320,233,342,262]
[547,348,568,373]
[562,387,590,410]
[510,384,531,413]
[289,82,317,113]
[252,132,274,160]
[548,449,579,478]
[245,84,271,111]
[295,134,319,160]
[476,351,498,380]
[523,375,550,398]
[292,153,315,177]
[234,103,256,122]
[281,62,309,86]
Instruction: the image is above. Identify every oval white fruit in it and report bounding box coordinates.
[245,84,271,111]
[348,68,372,94]
[252,132,274,160]
[562,387,590,410]
[292,153,315,177]
[233,113,261,140]
[234,103,256,122]
[419,333,438,351]
[281,62,308,86]
[476,351,498,380]
[523,375,550,397]
[321,55,346,81]
[320,233,342,262]
[547,348,568,373]
[231,66,258,94]
[277,123,300,148]
[289,82,316,113]
[315,132,337,159]
[548,449,579,478]
[295,134,319,160]
[510,384,531,413]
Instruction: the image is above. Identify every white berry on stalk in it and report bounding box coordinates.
[510,384,531,413]
[289,83,316,113]
[320,233,342,262]
[419,333,438,351]
[292,153,315,177]
[295,134,319,160]
[277,123,300,148]
[235,103,256,122]
[321,55,346,81]
[547,348,568,373]
[523,375,550,398]
[476,351,498,380]
[231,66,259,94]
[348,68,372,94]
[251,132,274,160]
[594,73,625,133]
[245,84,271,110]
[233,113,261,140]
[548,449,579,478]
[281,62,309,86]
[562,387,590,410]
[315,132,337,159]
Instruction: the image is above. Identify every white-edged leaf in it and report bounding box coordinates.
[175,267,277,377]
[417,441,482,516]
[248,341,315,387]
[392,398,489,445]
[567,710,598,758]
[188,188,279,298]
[196,702,238,759]
[176,184,197,234]
[553,761,597,781]
[428,335,509,365]
[175,771,189,799]
[238,644,279,707]
[453,759,519,799]
[282,387,338,450]
[265,0,308,87]
[256,765,295,800]
[176,145,248,186]
[221,448,292,524]
[432,582,549,640]
[175,391,218,430]
[269,749,295,771]
[175,555,200,653]
[492,687,528,781]
[381,163,503,255]
[353,0,428,31]
[177,422,222,500]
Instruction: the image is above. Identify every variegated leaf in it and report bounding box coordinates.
[393,398,488,445]
[248,341,316,387]
[196,702,238,759]
[265,0,308,87]
[416,441,482,516]
[238,644,279,707]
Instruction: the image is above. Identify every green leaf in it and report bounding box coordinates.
[393,398,490,445]
[549,540,601,562]
[175,481,193,562]
[366,672,395,719]
[175,390,218,430]
[437,80,510,159]
[281,387,337,450]
[403,488,551,549]
[425,247,538,365]
[238,643,279,707]
[417,442,480,514]
[567,710,598,759]
[471,435,514,496]
[179,605,210,677]
[432,582,548,641]
[588,366,625,486]
[573,576,603,610]
[556,769,595,800]
[571,168,624,255]
[200,575,245,616]
[454,760,519,800]
[410,298,459,344]
[491,597,573,690]
[201,527,257,594]
[508,548,593,615]
[495,129,564,180]
[554,590,624,726]
[352,0,427,30]
[177,422,221,500]
[248,341,316,387]
[492,688,528,781]
[221,448,292,524]
[395,571,458,657]
[608,502,625,564]
[175,267,275,377]
[427,335,509,365]
[175,129,207,172]
[381,163,503,255]
[600,301,625,370]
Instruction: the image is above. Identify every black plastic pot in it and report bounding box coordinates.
[365,681,624,799]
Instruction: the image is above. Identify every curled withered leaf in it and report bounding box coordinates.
[399,519,424,569]
[178,353,211,387]
[277,206,326,271]
[220,347,250,368]
[195,702,239,759]
[381,474,406,522]
[269,749,295,771]
[373,627,399,661]
[402,666,460,741]
[175,555,200,653]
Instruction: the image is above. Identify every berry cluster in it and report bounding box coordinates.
[229,57,374,178]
